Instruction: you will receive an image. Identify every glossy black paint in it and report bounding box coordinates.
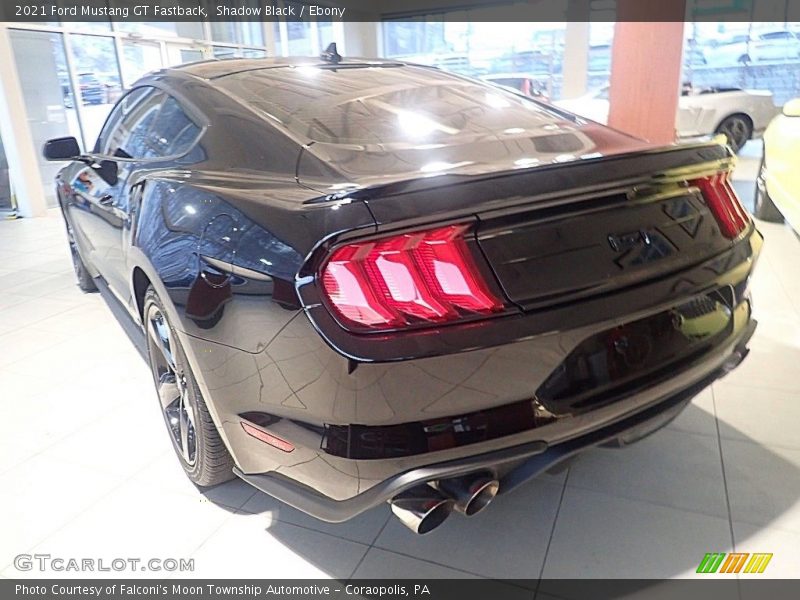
[43,136,81,161]
[50,57,761,514]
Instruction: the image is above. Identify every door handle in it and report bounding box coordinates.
[98,195,113,206]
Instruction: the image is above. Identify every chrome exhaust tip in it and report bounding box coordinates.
[434,473,500,516]
[389,486,454,535]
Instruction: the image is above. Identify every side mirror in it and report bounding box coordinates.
[43,136,81,161]
[783,98,800,118]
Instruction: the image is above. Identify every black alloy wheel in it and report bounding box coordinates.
[144,287,234,486]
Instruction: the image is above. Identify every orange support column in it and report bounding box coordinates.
[608,1,686,145]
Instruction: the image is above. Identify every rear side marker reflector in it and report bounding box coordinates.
[690,172,750,239]
[241,421,294,453]
[320,224,504,331]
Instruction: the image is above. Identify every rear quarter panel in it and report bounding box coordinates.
[129,175,375,351]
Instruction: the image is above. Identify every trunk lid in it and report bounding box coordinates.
[476,183,733,310]
[315,142,737,312]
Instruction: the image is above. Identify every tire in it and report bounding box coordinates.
[63,214,97,292]
[754,160,784,223]
[143,286,235,487]
[715,114,752,153]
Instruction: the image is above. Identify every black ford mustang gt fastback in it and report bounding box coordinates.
[44,53,761,534]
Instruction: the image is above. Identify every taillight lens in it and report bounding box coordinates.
[690,172,750,239]
[320,224,504,331]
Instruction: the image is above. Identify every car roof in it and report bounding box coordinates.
[167,56,408,81]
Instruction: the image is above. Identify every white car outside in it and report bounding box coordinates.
[703,30,800,66]
[554,85,778,152]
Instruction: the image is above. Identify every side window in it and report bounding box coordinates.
[145,96,202,158]
[94,87,150,153]
[104,89,165,159]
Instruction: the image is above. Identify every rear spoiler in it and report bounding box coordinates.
[302,141,735,219]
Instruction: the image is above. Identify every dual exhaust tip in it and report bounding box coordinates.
[389,473,499,535]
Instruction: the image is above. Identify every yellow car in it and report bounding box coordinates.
[756,98,800,228]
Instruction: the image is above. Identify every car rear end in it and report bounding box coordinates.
[209,63,761,532]
[227,143,759,533]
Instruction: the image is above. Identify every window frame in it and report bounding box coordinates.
[91,83,208,164]
[93,85,160,155]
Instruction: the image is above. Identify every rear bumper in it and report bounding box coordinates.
[235,316,755,522]
[181,225,762,516]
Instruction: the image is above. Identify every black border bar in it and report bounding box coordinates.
[5,579,800,600]
[1,0,800,22]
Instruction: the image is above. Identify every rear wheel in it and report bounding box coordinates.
[754,161,784,223]
[144,287,234,487]
[715,114,752,153]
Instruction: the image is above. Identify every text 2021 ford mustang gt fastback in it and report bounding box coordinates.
[44,53,761,534]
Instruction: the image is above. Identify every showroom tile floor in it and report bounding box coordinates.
[0,146,798,583]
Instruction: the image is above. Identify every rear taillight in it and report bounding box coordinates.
[690,172,750,239]
[320,224,504,331]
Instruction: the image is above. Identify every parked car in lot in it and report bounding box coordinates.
[61,73,105,108]
[99,73,124,104]
[583,41,706,77]
[432,53,476,76]
[43,54,760,534]
[491,49,562,75]
[704,29,800,65]
[555,84,778,152]
[755,98,800,229]
[588,43,611,72]
[481,73,550,100]
[77,72,105,105]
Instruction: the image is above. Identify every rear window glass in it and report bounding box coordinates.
[217,65,566,145]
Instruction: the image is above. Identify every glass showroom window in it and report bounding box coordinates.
[212,20,265,47]
[8,29,82,206]
[63,20,112,34]
[213,46,241,59]
[120,41,163,89]
[4,19,272,208]
[383,19,426,57]
[287,22,313,54]
[581,21,616,98]
[243,49,268,58]
[683,21,800,105]
[0,133,10,211]
[115,22,204,40]
[382,18,567,99]
[165,45,206,67]
[68,34,123,148]
[317,20,335,49]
